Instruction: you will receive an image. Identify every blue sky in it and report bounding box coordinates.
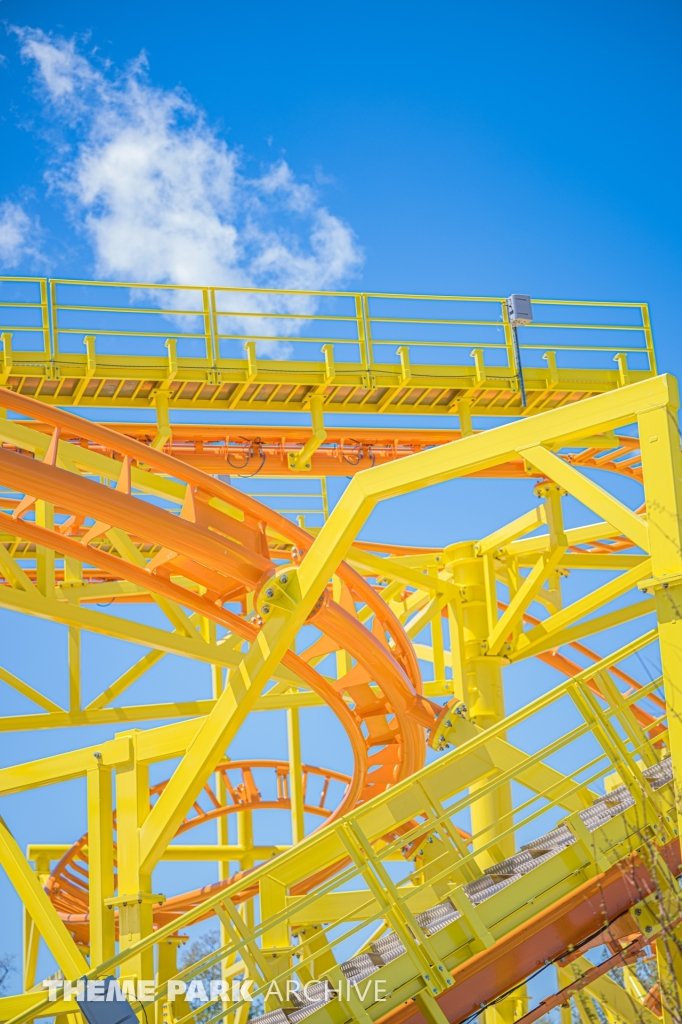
[0,0,678,987]
[1,0,681,361]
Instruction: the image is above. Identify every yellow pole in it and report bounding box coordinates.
[65,557,82,714]
[156,936,190,1024]
[116,732,155,983]
[449,544,514,866]
[287,707,305,844]
[87,763,115,965]
[448,544,524,1024]
[35,501,54,598]
[656,932,682,1024]
[204,615,231,991]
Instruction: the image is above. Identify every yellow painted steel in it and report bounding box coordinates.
[0,280,677,1024]
[0,278,656,414]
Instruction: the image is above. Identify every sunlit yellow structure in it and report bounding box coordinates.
[0,279,679,1024]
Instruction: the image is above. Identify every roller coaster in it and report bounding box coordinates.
[0,279,680,1024]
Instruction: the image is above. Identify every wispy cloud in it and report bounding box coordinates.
[0,200,41,268]
[14,28,362,300]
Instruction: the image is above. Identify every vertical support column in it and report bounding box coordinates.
[287,707,305,844]
[237,808,254,873]
[448,538,529,1024]
[638,400,682,805]
[449,544,513,867]
[236,808,256,936]
[35,501,55,598]
[203,615,231,988]
[116,732,155,982]
[156,936,190,1024]
[65,557,82,714]
[68,626,81,713]
[261,875,289,1011]
[235,806,256,1013]
[656,932,682,1024]
[447,594,467,705]
[429,568,446,685]
[87,762,116,967]
[216,769,231,986]
[446,548,528,1024]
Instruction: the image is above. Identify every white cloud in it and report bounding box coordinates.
[14,29,362,353]
[0,200,39,268]
[16,30,94,101]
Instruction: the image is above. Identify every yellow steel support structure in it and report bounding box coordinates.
[0,278,678,1024]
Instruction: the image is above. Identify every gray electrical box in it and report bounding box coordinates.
[507,294,533,326]
[76,978,140,1024]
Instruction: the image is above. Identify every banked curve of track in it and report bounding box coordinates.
[0,386,432,814]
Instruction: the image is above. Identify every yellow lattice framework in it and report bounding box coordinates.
[0,278,679,1024]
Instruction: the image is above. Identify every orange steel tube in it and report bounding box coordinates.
[19,420,643,479]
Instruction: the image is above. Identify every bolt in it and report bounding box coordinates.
[94,751,102,759]
[280,574,289,585]
[265,587,275,599]
[445,720,452,728]
[645,926,652,934]
[261,604,271,615]
[634,908,642,916]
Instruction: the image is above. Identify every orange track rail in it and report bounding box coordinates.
[20,422,643,480]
